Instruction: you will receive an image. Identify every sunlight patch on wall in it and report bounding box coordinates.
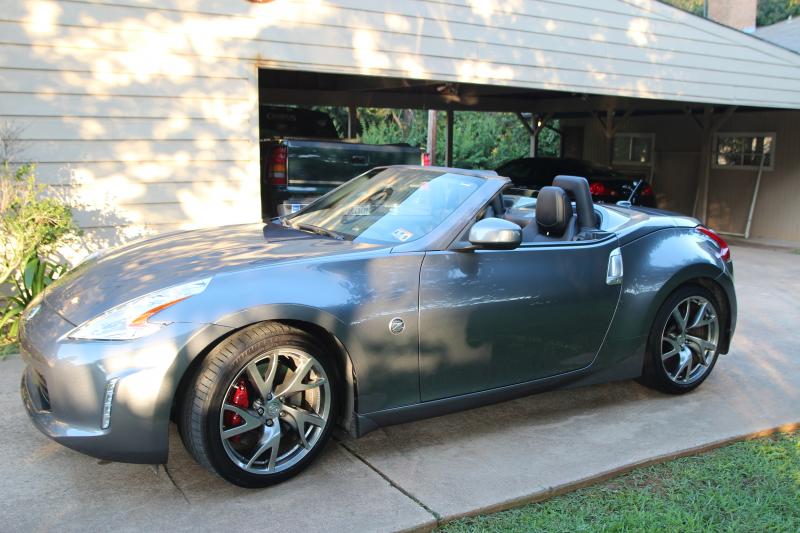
[353,29,391,74]
[456,60,514,84]
[24,0,61,36]
[627,18,653,47]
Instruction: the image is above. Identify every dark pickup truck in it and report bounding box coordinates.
[260,106,423,218]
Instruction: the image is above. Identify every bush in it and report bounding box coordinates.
[1,124,78,348]
[0,255,68,344]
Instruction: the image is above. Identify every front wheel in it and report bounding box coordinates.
[179,323,339,487]
[642,286,722,394]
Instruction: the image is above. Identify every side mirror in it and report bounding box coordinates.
[467,218,522,250]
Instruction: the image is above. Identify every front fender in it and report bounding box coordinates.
[156,253,425,414]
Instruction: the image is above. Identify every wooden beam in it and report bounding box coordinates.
[259,87,699,115]
[515,112,536,135]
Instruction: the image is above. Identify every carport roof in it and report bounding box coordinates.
[256,0,800,110]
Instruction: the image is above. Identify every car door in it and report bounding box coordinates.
[418,237,621,401]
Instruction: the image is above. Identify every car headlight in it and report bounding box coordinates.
[67,277,212,340]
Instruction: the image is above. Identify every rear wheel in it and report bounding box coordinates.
[179,323,338,487]
[643,286,721,394]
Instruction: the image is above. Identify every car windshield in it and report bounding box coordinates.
[284,168,485,244]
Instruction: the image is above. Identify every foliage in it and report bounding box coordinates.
[757,0,800,26]
[661,0,800,26]
[440,430,800,532]
[0,162,77,288]
[1,122,77,348]
[0,255,67,344]
[314,105,561,170]
[661,0,704,15]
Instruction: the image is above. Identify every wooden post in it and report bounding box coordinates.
[445,109,454,167]
[426,110,438,165]
[693,106,736,222]
[347,105,358,139]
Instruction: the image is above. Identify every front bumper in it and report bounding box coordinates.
[19,301,229,464]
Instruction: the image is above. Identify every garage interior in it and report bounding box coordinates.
[259,68,798,243]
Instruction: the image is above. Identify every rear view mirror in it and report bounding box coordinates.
[467,218,522,250]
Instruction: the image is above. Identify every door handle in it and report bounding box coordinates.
[606,247,623,285]
[351,155,368,165]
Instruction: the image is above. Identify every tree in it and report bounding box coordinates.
[757,0,800,26]
[661,0,704,15]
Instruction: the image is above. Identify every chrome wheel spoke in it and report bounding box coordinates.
[282,404,325,449]
[671,303,688,333]
[221,404,263,439]
[662,336,681,361]
[686,334,717,353]
[675,353,691,381]
[275,358,326,397]
[246,423,282,470]
[245,356,279,402]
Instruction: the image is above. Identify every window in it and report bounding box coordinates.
[713,133,775,170]
[613,133,654,165]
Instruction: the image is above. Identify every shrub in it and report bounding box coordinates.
[1,124,78,347]
[0,255,68,344]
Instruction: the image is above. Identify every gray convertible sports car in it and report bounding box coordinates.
[20,166,736,487]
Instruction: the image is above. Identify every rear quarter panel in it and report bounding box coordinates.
[584,226,728,382]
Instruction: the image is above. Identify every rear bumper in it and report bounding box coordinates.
[716,265,737,354]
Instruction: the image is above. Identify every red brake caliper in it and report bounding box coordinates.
[224,380,250,441]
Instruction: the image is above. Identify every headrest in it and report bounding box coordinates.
[536,186,572,236]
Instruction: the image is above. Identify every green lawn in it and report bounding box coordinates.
[440,430,800,533]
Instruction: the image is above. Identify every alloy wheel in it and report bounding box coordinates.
[218,347,331,474]
[661,296,719,385]
[660,296,719,385]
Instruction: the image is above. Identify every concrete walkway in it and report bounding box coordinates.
[1,244,798,531]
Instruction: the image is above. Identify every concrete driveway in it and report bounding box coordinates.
[1,244,798,532]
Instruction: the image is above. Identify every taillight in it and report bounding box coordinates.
[268,145,288,186]
[640,184,654,197]
[589,181,607,196]
[589,181,617,197]
[421,152,431,166]
[697,226,731,262]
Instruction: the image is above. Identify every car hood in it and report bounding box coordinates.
[45,223,381,325]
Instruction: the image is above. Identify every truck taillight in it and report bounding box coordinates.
[696,226,731,262]
[268,145,288,186]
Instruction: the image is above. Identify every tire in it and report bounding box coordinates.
[179,322,340,488]
[641,285,722,394]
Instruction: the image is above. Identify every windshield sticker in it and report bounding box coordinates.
[392,228,413,242]
[346,204,372,216]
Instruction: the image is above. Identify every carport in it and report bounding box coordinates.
[259,65,800,243]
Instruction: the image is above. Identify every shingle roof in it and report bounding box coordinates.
[754,17,800,54]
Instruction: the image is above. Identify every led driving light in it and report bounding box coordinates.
[67,277,212,341]
[101,378,120,429]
